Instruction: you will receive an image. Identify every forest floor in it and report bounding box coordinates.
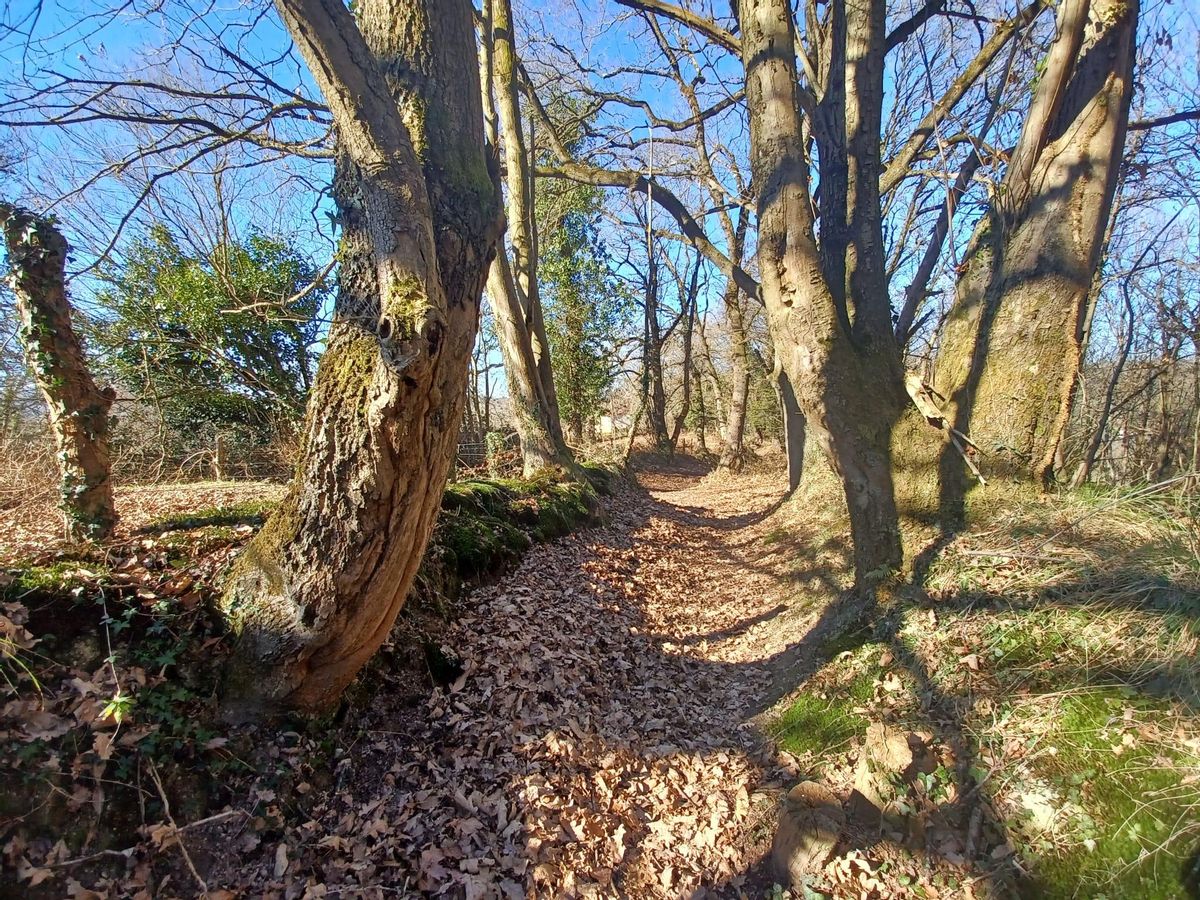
[3,455,1200,898]
[196,456,809,898]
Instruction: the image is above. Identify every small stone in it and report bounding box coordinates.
[772,781,845,886]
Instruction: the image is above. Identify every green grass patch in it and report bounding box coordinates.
[770,688,870,758]
[1,560,107,600]
[434,476,600,581]
[1016,688,1200,899]
[147,499,277,533]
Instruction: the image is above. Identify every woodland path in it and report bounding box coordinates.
[229,460,828,898]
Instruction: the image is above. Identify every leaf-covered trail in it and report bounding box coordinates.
[234,462,815,897]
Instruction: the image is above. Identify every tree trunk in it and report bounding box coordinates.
[669,259,699,449]
[486,254,573,474]
[1,205,117,541]
[718,284,753,472]
[929,0,1137,497]
[692,364,709,453]
[775,366,806,492]
[481,0,574,476]
[718,213,753,472]
[644,256,671,452]
[220,0,499,717]
[740,0,906,584]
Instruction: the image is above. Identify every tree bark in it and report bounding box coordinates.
[481,0,574,476]
[775,365,806,492]
[718,216,753,471]
[740,0,907,584]
[220,0,499,717]
[644,255,672,452]
[719,330,752,472]
[929,0,1137,497]
[1,205,117,541]
[669,258,700,449]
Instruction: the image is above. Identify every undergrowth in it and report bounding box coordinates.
[765,457,1200,897]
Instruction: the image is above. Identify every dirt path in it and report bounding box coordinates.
[226,462,813,898]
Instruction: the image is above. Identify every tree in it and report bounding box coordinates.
[219,0,500,717]
[1,204,117,540]
[736,0,910,581]
[540,186,630,444]
[928,0,1138,499]
[94,224,324,444]
[525,0,1046,583]
[480,0,576,476]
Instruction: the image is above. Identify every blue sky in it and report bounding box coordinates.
[2,0,1198,367]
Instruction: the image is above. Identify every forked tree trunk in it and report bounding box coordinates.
[220,0,499,717]
[929,0,1136,495]
[740,0,907,583]
[1,205,117,541]
[481,0,575,476]
[669,260,700,449]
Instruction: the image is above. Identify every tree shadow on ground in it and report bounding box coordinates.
[602,466,1200,897]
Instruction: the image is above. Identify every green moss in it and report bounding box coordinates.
[531,483,595,540]
[382,272,429,338]
[149,499,276,533]
[1024,688,1199,898]
[222,500,301,624]
[315,333,378,412]
[982,612,1079,671]
[433,476,598,579]
[437,512,531,579]
[769,683,871,758]
[2,561,105,600]
[579,463,619,496]
[442,479,519,518]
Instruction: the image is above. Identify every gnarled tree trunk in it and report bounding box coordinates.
[1,205,117,541]
[220,0,499,717]
[929,0,1137,497]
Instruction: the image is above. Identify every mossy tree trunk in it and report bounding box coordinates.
[220,0,499,717]
[669,258,700,449]
[740,0,908,583]
[480,0,575,477]
[1,205,117,541]
[928,0,1137,496]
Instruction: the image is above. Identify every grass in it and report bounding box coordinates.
[757,451,1200,895]
[770,645,877,758]
[770,689,870,758]
[995,687,1200,898]
[146,498,276,532]
[1,560,106,599]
